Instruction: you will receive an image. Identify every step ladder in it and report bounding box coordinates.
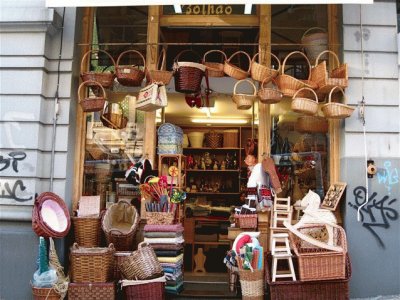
[271,233,296,282]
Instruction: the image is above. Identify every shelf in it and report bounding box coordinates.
[187,169,240,172]
[187,192,239,195]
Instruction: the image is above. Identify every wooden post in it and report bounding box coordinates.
[144,6,160,165]
[258,5,271,161]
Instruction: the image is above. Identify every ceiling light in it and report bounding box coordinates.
[174,5,182,14]
[244,4,252,15]
[192,118,248,124]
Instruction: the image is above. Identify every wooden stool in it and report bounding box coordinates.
[271,233,296,282]
[271,233,291,256]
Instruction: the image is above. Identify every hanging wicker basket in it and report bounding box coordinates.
[275,51,316,97]
[301,27,328,64]
[291,87,319,115]
[100,102,128,130]
[322,86,355,119]
[173,50,205,94]
[78,80,106,112]
[148,48,173,85]
[312,50,348,97]
[295,115,328,133]
[202,49,227,77]
[258,78,283,104]
[80,49,116,89]
[232,79,258,110]
[251,52,281,83]
[224,51,251,80]
[116,50,146,87]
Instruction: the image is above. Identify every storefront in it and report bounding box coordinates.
[0,1,399,299]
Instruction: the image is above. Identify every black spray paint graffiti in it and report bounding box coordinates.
[348,186,398,248]
[0,151,33,202]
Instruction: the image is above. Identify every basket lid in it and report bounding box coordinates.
[157,123,183,136]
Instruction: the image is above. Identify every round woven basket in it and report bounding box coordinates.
[148,48,173,85]
[251,52,281,83]
[275,51,315,97]
[296,115,328,133]
[258,78,283,104]
[291,87,319,115]
[32,285,60,300]
[80,49,115,89]
[232,79,258,110]
[78,80,106,112]
[224,51,251,80]
[203,50,227,77]
[173,50,205,93]
[301,27,328,64]
[116,50,146,87]
[322,86,355,119]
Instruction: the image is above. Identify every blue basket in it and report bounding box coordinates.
[157,123,183,154]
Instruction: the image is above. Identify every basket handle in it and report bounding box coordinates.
[108,243,115,251]
[293,87,319,103]
[100,102,121,130]
[77,80,106,103]
[302,27,327,39]
[252,52,281,72]
[328,86,347,104]
[233,79,257,96]
[281,51,311,81]
[174,49,202,63]
[227,51,252,73]
[202,49,227,64]
[138,241,149,249]
[155,48,167,71]
[116,50,146,68]
[315,50,340,67]
[80,49,116,74]
[72,242,79,250]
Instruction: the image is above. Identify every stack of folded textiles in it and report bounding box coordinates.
[143,223,185,295]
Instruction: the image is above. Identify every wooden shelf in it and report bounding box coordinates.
[186,192,239,195]
[187,169,240,172]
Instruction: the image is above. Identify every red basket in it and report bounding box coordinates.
[124,280,165,300]
[234,214,258,229]
[116,50,146,87]
[173,50,205,94]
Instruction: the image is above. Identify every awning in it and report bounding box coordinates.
[46,0,373,8]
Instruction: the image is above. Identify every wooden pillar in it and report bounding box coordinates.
[143,6,160,164]
[72,7,94,212]
[258,5,272,161]
[328,5,340,184]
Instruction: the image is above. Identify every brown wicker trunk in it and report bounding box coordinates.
[68,282,115,300]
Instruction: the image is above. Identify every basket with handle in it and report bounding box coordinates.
[238,269,264,300]
[275,51,316,97]
[224,51,251,80]
[322,86,355,119]
[251,52,281,83]
[232,79,258,110]
[148,48,173,85]
[173,49,206,93]
[31,285,60,300]
[258,78,283,104]
[291,87,319,115]
[78,80,106,112]
[202,49,227,77]
[80,49,116,89]
[118,242,164,280]
[100,102,128,130]
[301,27,328,64]
[312,50,348,96]
[295,115,328,133]
[115,50,146,87]
[72,214,102,247]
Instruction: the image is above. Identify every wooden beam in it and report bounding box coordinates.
[160,15,259,27]
[258,5,271,161]
[143,6,160,164]
[328,4,340,184]
[72,7,94,212]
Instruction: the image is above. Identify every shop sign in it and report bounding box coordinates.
[183,5,233,15]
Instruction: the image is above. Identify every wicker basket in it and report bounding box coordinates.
[295,115,328,133]
[102,200,140,251]
[72,215,102,247]
[114,251,132,280]
[100,103,128,130]
[68,282,115,300]
[78,80,106,112]
[116,50,146,87]
[146,211,176,225]
[239,269,264,300]
[258,78,283,104]
[251,52,281,83]
[291,87,319,115]
[301,27,328,64]
[321,86,355,119]
[223,130,238,148]
[203,49,227,77]
[80,49,115,89]
[32,192,71,239]
[205,131,223,148]
[234,214,258,229]
[70,243,115,283]
[123,279,166,300]
[232,79,258,110]
[289,224,348,281]
[224,51,251,80]
[173,50,205,94]
[312,50,348,96]
[119,242,164,280]
[275,51,315,97]
[148,48,173,85]
[31,286,60,300]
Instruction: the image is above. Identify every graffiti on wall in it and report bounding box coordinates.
[377,161,399,196]
[0,151,33,203]
[348,186,398,248]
